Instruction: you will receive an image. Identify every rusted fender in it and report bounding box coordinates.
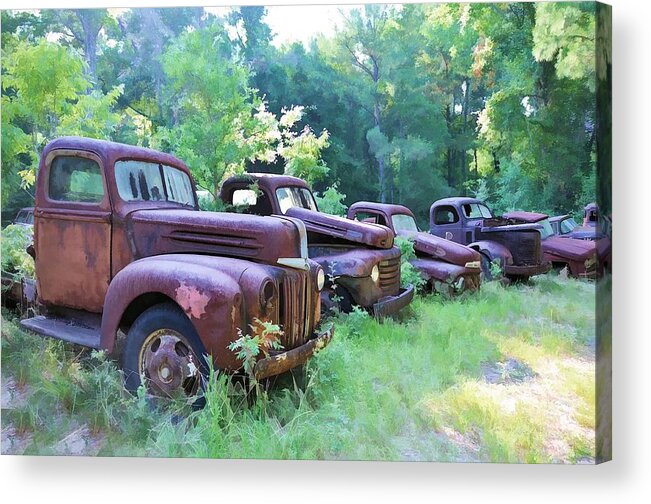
[411,232,480,266]
[285,207,393,249]
[468,240,513,265]
[308,245,400,278]
[101,254,250,372]
[410,257,472,284]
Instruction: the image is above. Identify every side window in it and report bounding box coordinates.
[49,156,104,203]
[434,206,459,225]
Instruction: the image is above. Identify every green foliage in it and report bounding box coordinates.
[314,183,348,217]
[394,236,427,291]
[228,318,284,387]
[1,225,35,278]
[1,275,598,461]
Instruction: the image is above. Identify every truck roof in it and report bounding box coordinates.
[43,136,190,174]
[431,197,483,207]
[224,173,310,192]
[348,201,416,219]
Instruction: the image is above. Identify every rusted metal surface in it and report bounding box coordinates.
[502,210,607,278]
[583,202,599,227]
[138,329,202,397]
[25,136,328,383]
[221,174,412,316]
[429,197,551,280]
[348,201,481,294]
[254,324,334,381]
[373,285,414,319]
[502,211,548,223]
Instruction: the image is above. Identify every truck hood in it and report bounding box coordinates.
[285,207,393,249]
[127,208,305,264]
[403,231,480,266]
[543,235,595,261]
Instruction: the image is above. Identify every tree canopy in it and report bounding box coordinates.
[1,3,604,225]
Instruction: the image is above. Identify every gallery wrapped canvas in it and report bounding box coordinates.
[1,2,611,463]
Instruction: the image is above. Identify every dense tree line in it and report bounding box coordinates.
[2,3,603,226]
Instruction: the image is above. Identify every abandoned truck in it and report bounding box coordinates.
[219,174,414,316]
[11,137,332,398]
[503,211,609,278]
[346,202,482,295]
[429,197,552,282]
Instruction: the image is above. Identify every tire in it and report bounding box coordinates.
[479,252,494,282]
[122,302,209,400]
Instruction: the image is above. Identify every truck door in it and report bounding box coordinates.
[430,205,464,243]
[35,151,111,313]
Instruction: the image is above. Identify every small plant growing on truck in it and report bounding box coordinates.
[220,173,414,318]
[7,137,333,400]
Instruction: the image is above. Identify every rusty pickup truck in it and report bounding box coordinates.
[503,211,609,278]
[8,137,332,398]
[220,174,414,317]
[346,202,482,295]
[429,198,551,282]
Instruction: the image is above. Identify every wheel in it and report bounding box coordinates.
[122,302,209,400]
[479,252,494,282]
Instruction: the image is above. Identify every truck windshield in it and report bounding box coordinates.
[538,219,555,240]
[560,217,578,234]
[115,160,195,206]
[392,214,419,233]
[461,203,493,219]
[276,186,318,214]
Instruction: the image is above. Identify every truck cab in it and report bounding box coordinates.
[220,174,414,317]
[346,202,482,295]
[21,137,332,398]
[429,197,551,281]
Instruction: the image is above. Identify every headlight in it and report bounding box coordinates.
[260,280,276,310]
[316,267,325,291]
[371,265,380,284]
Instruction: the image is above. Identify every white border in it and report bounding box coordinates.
[2,1,650,502]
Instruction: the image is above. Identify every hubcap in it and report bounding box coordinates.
[138,329,201,398]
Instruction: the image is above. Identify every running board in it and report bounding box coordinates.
[20,315,101,349]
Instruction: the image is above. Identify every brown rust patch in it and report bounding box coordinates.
[175,281,210,319]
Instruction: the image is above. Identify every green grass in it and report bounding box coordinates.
[1,274,598,462]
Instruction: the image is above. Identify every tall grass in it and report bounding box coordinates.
[1,274,597,462]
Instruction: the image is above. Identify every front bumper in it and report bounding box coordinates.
[253,325,334,381]
[504,261,552,278]
[373,284,415,318]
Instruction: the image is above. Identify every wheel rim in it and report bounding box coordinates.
[138,329,202,398]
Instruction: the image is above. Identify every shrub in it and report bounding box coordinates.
[1,224,34,278]
[394,236,427,291]
[314,183,347,216]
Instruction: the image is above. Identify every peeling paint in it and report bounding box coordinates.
[175,281,210,319]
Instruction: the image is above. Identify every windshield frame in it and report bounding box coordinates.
[538,218,555,240]
[559,217,578,235]
[275,185,318,214]
[391,213,419,233]
[114,158,197,208]
[461,202,493,220]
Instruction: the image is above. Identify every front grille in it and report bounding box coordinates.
[379,256,401,296]
[481,230,541,266]
[278,270,313,349]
